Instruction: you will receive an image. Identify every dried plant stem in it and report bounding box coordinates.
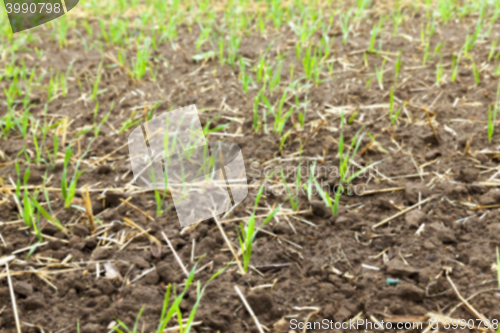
[82,184,95,234]
[161,231,189,277]
[372,196,435,229]
[5,260,22,333]
[234,286,265,333]
[446,272,493,332]
[361,187,404,195]
[213,215,245,275]
[119,198,154,221]
[123,217,159,244]
[422,107,439,142]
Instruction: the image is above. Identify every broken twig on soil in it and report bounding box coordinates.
[372,195,436,229]
[161,231,189,277]
[235,286,265,333]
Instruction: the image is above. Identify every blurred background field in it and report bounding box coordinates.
[2,1,500,332]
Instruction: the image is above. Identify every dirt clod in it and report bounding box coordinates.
[245,290,274,316]
[479,189,500,206]
[72,224,90,237]
[456,168,480,183]
[385,259,419,278]
[395,282,425,301]
[13,281,33,297]
[405,210,427,229]
[404,183,431,204]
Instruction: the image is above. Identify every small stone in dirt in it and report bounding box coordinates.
[13,281,33,297]
[72,224,90,237]
[479,189,500,206]
[456,168,479,183]
[132,256,150,269]
[428,254,436,261]
[24,294,45,310]
[92,247,113,260]
[395,282,424,301]
[385,259,419,278]
[404,182,431,204]
[246,290,274,316]
[425,149,441,160]
[405,210,427,229]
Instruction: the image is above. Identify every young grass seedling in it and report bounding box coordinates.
[90,62,103,101]
[369,20,382,53]
[273,90,294,135]
[489,39,498,62]
[389,87,397,125]
[394,51,402,81]
[422,39,431,66]
[375,58,387,90]
[436,59,444,87]
[487,82,500,142]
[237,173,280,273]
[132,38,151,80]
[468,55,481,85]
[451,52,461,82]
[111,259,226,333]
[340,11,353,44]
[61,145,85,208]
[93,101,114,137]
[315,110,382,215]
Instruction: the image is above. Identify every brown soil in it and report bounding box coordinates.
[1,11,500,333]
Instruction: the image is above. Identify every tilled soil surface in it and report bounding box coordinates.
[1,11,500,333]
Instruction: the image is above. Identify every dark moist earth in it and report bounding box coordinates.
[1,14,500,333]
